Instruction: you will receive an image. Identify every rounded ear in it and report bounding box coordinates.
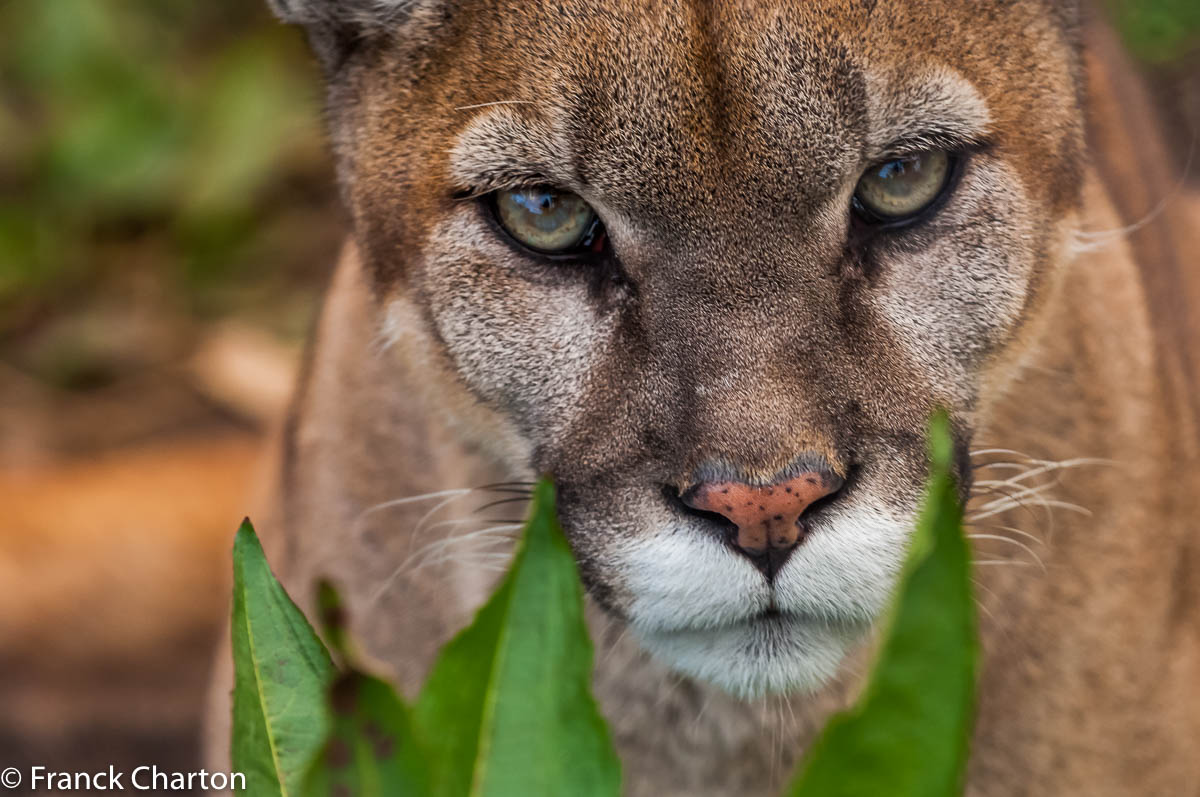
[268,0,415,71]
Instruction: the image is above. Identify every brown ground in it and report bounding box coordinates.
[0,324,293,794]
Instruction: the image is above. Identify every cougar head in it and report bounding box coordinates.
[276,0,1085,696]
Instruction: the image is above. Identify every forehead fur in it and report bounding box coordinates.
[329,0,1082,287]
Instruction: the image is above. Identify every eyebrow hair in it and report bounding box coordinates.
[448,107,577,196]
[865,67,994,160]
[448,70,993,197]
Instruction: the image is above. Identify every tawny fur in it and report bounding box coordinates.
[207,2,1199,794]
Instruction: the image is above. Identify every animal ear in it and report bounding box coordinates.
[267,0,418,71]
[1048,0,1084,41]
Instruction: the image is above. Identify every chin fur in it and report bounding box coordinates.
[633,615,861,698]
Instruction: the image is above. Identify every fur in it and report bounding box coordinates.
[207,1,1200,793]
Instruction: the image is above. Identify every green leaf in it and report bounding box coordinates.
[414,479,622,797]
[303,671,432,797]
[231,520,335,797]
[786,412,978,797]
[302,581,432,796]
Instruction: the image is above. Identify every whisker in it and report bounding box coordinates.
[411,533,520,566]
[598,625,631,669]
[966,523,1044,547]
[1070,137,1194,251]
[971,461,1037,473]
[412,550,516,575]
[970,580,1000,624]
[970,578,1015,643]
[423,516,524,533]
[966,533,1047,572]
[970,448,1041,461]
[369,522,521,606]
[474,495,534,514]
[968,483,1051,528]
[307,487,480,569]
[475,484,537,499]
[973,559,1041,568]
[455,99,536,111]
[691,694,713,732]
[412,491,479,540]
[407,525,522,568]
[975,480,1059,512]
[978,457,1114,487]
[354,488,473,523]
[969,498,1092,523]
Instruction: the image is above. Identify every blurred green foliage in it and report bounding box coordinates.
[1107,0,1200,63]
[0,0,331,333]
[0,0,1194,345]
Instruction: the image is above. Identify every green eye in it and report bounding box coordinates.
[853,150,953,224]
[493,187,604,254]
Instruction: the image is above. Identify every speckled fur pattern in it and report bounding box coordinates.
[205,1,1200,794]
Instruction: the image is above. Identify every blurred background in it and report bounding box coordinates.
[0,0,1195,792]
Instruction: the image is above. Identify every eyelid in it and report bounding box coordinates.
[451,170,595,206]
[873,132,992,163]
[452,174,560,203]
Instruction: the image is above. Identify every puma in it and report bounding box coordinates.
[207,1,1200,793]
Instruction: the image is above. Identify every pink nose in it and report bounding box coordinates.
[682,472,843,555]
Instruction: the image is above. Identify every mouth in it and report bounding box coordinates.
[581,466,910,695]
[629,588,861,639]
[631,605,862,697]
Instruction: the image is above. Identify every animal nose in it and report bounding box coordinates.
[681,472,844,557]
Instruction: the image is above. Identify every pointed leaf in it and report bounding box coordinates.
[786,412,978,797]
[231,520,335,797]
[414,479,621,797]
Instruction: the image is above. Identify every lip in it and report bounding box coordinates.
[747,607,831,628]
[638,606,831,637]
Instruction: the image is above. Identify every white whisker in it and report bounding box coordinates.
[973,559,1040,568]
[966,533,1047,572]
[355,488,473,519]
[970,498,1092,523]
[406,525,521,569]
[455,99,536,111]
[368,520,521,607]
[967,523,1044,547]
[976,480,1061,513]
[970,448,1040,461]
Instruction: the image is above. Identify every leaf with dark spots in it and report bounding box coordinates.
[316,579,352,661]
[303,672,431,797]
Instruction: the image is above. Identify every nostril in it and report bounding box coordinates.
[681,471,842,555]
[663,484,739,534]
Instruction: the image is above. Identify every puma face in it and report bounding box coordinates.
[278,0,1086,696]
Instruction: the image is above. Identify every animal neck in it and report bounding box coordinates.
[963,168,1200,789]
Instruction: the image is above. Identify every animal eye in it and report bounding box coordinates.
[853,150,954,225]
[492,187,606,255]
